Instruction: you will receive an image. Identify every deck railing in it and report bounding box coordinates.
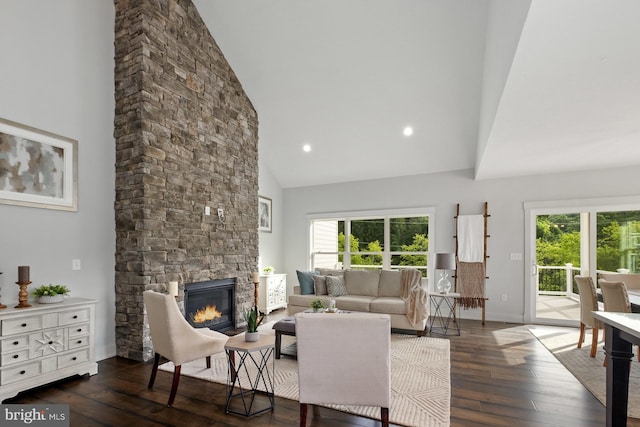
[537,265,621,298]
[537,264,580,297]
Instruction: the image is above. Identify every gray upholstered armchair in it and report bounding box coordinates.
[295,312,391,427]
[143,290,229,406]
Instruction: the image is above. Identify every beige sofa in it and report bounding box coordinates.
[287,269,428,333]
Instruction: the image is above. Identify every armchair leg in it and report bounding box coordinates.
[148,352,160,389]
[381,407,389,427]
[300,403,308,427]
[577,323,585,348]
[167,365,181,407]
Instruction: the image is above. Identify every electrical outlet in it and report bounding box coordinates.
[510,252,523,261]
[501,293,507,302]
[72,259,81,270]
[204,206,211,216]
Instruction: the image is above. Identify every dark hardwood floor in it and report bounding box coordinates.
[5,310,636,426]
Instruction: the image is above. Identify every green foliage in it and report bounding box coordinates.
[310,298,327,311]
[242,305,264,333]
[338,217,429,252]
[536,213,640,285]
[32,284,70,298]
[361,240,383,265]
[337,222,429,270]
[338,232,382,265]
[398,234,429,266]
[536,232,581,266]
[390,217,429,251]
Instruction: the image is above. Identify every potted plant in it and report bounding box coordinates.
[32,284,70,304]
[310,298,327,312]
[243,305,265,342]
[263,266,275,275]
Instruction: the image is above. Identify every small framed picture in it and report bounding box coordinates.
[258,195,272,232]
[0,117,78,211]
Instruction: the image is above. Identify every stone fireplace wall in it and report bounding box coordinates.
[114,0,259,361]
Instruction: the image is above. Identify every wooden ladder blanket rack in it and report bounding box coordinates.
[454,202,490,325]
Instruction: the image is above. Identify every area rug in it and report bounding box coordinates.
[529,325,640,419]
[159,325,450,427]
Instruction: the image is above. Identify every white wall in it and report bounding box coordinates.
[282,166,640,323]
[476,0,531,173]
[258,161,284,275]
[0,0,116,359]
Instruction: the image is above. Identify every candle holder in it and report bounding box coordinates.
[15,281,32,308]
[253,278,259,307]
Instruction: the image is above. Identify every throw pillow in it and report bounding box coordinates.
[315,268,344,276]
[313,275,328,295]
[296,270,315,295]
[326,275,348,297]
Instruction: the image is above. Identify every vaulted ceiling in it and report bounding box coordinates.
[193,0,640,188]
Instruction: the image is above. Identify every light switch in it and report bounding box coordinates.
[72,259,81,270]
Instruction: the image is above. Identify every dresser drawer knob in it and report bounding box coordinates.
[77,340,82,344]
[21,323,27,327]
[13,341,19,345]
[77,328,82,332]
[13,354,19,359]
[49,341,53,345]
[20,370,26,375]
[72,357,77,361]
[73,315,78,319]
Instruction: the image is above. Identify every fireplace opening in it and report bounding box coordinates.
[184,278,235,333]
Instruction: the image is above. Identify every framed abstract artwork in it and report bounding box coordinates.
[0,118,78,211]
[258,195,272,232]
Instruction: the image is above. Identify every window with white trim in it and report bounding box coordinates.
[309,208,433,277]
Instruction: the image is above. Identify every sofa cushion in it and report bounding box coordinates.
[335,295,375,312]
[315,268,344,276]
[288,294,320,307]
[313,275,328,295]
[326,275,348,296]
[344,270,380,297]
[370,297,406,315]
[378,270,402,297]
[297,270,316,295]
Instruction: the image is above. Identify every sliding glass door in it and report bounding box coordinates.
[596,211,640,274]
[533,213,583,324]
[525,197,640,325]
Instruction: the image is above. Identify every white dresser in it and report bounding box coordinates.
[0,297,98,402]
[258,274,287,314]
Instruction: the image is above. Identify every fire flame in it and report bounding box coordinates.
[192,305,222,323]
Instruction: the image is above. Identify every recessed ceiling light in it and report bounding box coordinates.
[303,144,311,152]
[403,126,413,137]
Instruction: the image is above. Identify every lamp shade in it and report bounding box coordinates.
[435,253,456,270]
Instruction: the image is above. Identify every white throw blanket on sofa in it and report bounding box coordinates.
[401,269,429,328]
